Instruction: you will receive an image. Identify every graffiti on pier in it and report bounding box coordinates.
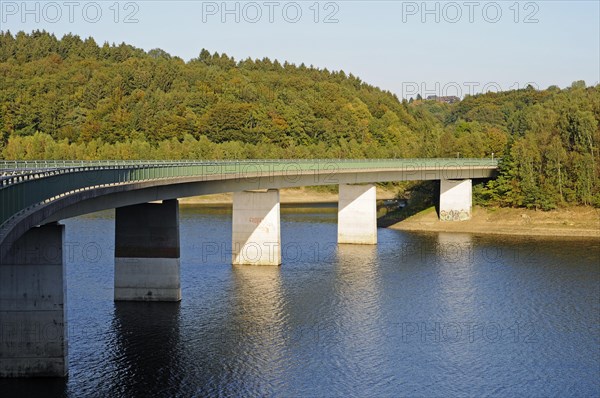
[440,209,470,221]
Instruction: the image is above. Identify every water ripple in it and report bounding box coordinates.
[0,209,598,397]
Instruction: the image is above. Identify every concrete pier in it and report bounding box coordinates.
[338,184,377,245]
[0,224,68,377]
[232,190,281,265]
[114,200,181,301]
[439,179,472,221]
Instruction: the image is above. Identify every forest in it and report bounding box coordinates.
[0,31,599,209]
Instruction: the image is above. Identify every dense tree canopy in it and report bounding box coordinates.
[1,31,599,208]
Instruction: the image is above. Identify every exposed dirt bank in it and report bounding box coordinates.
[179,189,599,239]
[178,186,397,205]
[388,206,600,239]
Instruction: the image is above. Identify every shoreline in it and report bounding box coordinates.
[178,186,397,205]
[387,206,600,239]
[178,189,599,239]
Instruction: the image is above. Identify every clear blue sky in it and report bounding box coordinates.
[1,1,598,98]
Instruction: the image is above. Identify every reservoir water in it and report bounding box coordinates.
[1,205,599,397]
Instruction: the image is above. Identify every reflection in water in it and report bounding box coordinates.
[219,265,289,396]
[0,206,598,397]
[434,232,476,317]
[331,244,390,395]
[335,244,381,323]
[0,378,67,398]
[109,302,182,397]
[431,233,483,393]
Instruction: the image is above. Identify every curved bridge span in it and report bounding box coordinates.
[0,158,497,377]
[1,159,497,247]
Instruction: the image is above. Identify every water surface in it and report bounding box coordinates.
[1,205,599,397]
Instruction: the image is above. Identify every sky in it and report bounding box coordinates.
[1,0,599,98]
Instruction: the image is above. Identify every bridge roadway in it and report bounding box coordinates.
[0,158,497,377]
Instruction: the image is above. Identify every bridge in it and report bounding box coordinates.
[0,158,497,377]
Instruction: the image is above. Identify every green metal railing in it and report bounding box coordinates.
[0,159,498,233]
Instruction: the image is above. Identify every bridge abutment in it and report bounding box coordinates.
[114,200,181,301]
[338,184,378,245]
[0,223,68,377]
[232,190,281,265]
[439,179,472,221]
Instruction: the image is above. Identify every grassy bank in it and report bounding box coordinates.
[388,206,600,239]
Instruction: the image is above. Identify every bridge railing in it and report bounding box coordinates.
[0,158,499,189]
[0,158,499,174]
[0,159,499,234]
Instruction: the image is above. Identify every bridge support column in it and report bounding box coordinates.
[338,184,377,245]
[439,179,472,221]
[232,190,281,265]
[114,200,181,301]
[0,224,68,377]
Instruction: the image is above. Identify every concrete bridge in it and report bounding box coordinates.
[0,158,497,377]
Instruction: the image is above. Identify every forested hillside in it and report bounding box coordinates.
[1,31,599,208]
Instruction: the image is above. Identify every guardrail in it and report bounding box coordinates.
[0,158,499,233]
